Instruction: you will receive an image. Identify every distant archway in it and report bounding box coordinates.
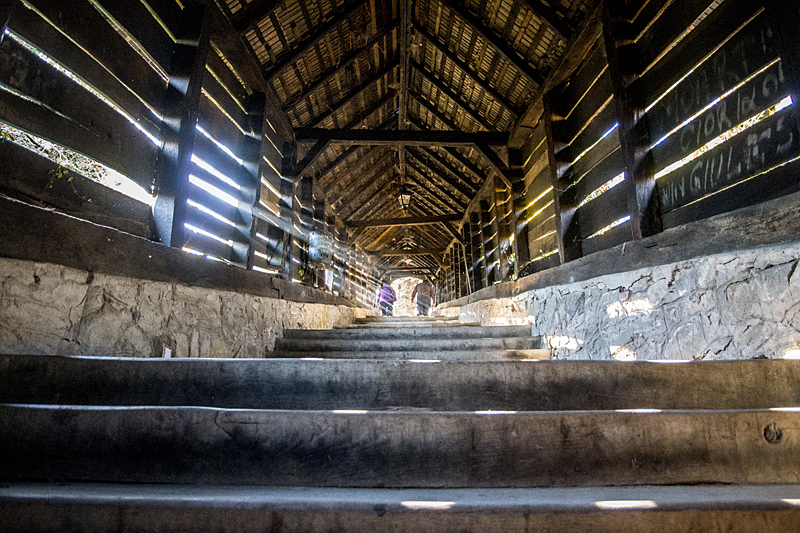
[390,276,424,316]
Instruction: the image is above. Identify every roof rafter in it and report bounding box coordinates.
[412,23,518,116]
[295,128,509,146]
[412,62,496,131]
[309,61,399,126]
[263,1,366,83]
[406,167,465,212]
[407,160,468,210]
[281,21,400,110]
[415,145,480,193]
[439,0,545,86]
[406,149,474,200]
[520,0,573,40]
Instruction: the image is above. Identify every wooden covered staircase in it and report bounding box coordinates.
[1,315,800,531]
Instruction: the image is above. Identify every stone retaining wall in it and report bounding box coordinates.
[435,242,800,360]
[0,258,370,358]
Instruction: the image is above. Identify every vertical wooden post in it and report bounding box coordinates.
[480,200,500,284]
[543,93,582,264]
[280,142,300,280]
[509,149,530,273]
[602,1,660,239]
[470,211,486,290]
[462,224,474,294]
[242,93,267,270]
[494,175,513,281]
[153,5,213,248]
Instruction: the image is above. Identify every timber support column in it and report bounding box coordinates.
[153,5,212,248]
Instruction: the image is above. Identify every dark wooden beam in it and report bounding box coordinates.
[520,0,573,40]
[416,146,480,193]
[153,6,213,248]
[441,221,466,245]
[405,168,465,212]
[347,225,368,246]
[407,160,468,210]
[309,61,399,126]
[439,0,544,86]
[281,22,400,110]
[474,142,514,188]
[412,23,518,116]
[377,248,447,256]
[508,2,603,148]
[340,170,399,219]
[264,1,365,83]
[317,114,398,186]
[295,128,508,146]
[346,213,464,228]
[407,148,476,198]
[412,62,496,131]
[292,139,330,179]
[232,0,282,33]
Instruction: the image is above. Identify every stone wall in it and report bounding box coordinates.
[435,241,800,361]
[0,258,371,358]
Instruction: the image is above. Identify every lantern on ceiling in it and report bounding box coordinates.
[398,184,412,210]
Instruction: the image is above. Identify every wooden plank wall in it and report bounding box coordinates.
[438,0,800,305]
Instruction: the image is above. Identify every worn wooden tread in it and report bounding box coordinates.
[2,483,800,532]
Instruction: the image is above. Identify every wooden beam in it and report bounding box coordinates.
[474,142,514,188]
[292,139,330,179]
[317,114,397,186]
[281,22,399,110]
[330,155,396,208]
[520,0,573,40]
[407,160,468,210]
[0,0,15,43]
[416,146,480,193]
[409,93,462,131]
[412,23,518,116]
[346,213,464,228]
[232,0,282,33]
[264,2,365,83]
[347,225,368,246]
[295,128,508,146]
[405,169,465,213]
[377,248,447,256]
[309,61,399,126]
[412,62,496,131]
[441,221,466,245]
[340,170,399,219]
[508,2,603,148]
[440,0,544,86]
[153,6,213,248]
[406,149,473,199]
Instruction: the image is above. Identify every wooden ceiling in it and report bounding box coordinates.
[215,0,591,276]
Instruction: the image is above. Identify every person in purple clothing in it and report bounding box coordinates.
[375,279,397,316]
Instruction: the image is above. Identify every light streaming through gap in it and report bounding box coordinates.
[654,96,794,181]
[523,200,554,226]
[569,123,619,168]
[18,0,164,120]
[191,154,241,190]
[0,120,154,205]
[524,186,553,211]
[531,249,558,262]
[650,58,782,149]
[577,173,625,208]
[186,199,236,227]
[184,223,234,247]
[586,215,631,240]
[189,175,240,207]
[3,30,161,147]
[644,9,765,114]
[196,124,243,165]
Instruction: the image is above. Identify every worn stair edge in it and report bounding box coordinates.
[273,336,542,353]
[267,349,549,361]
[2,405,799,487]
[334,322,480,329]
[4,356,800,411]
[284,325,531,340]
[355,316,458,322]
[2,483,800,532]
